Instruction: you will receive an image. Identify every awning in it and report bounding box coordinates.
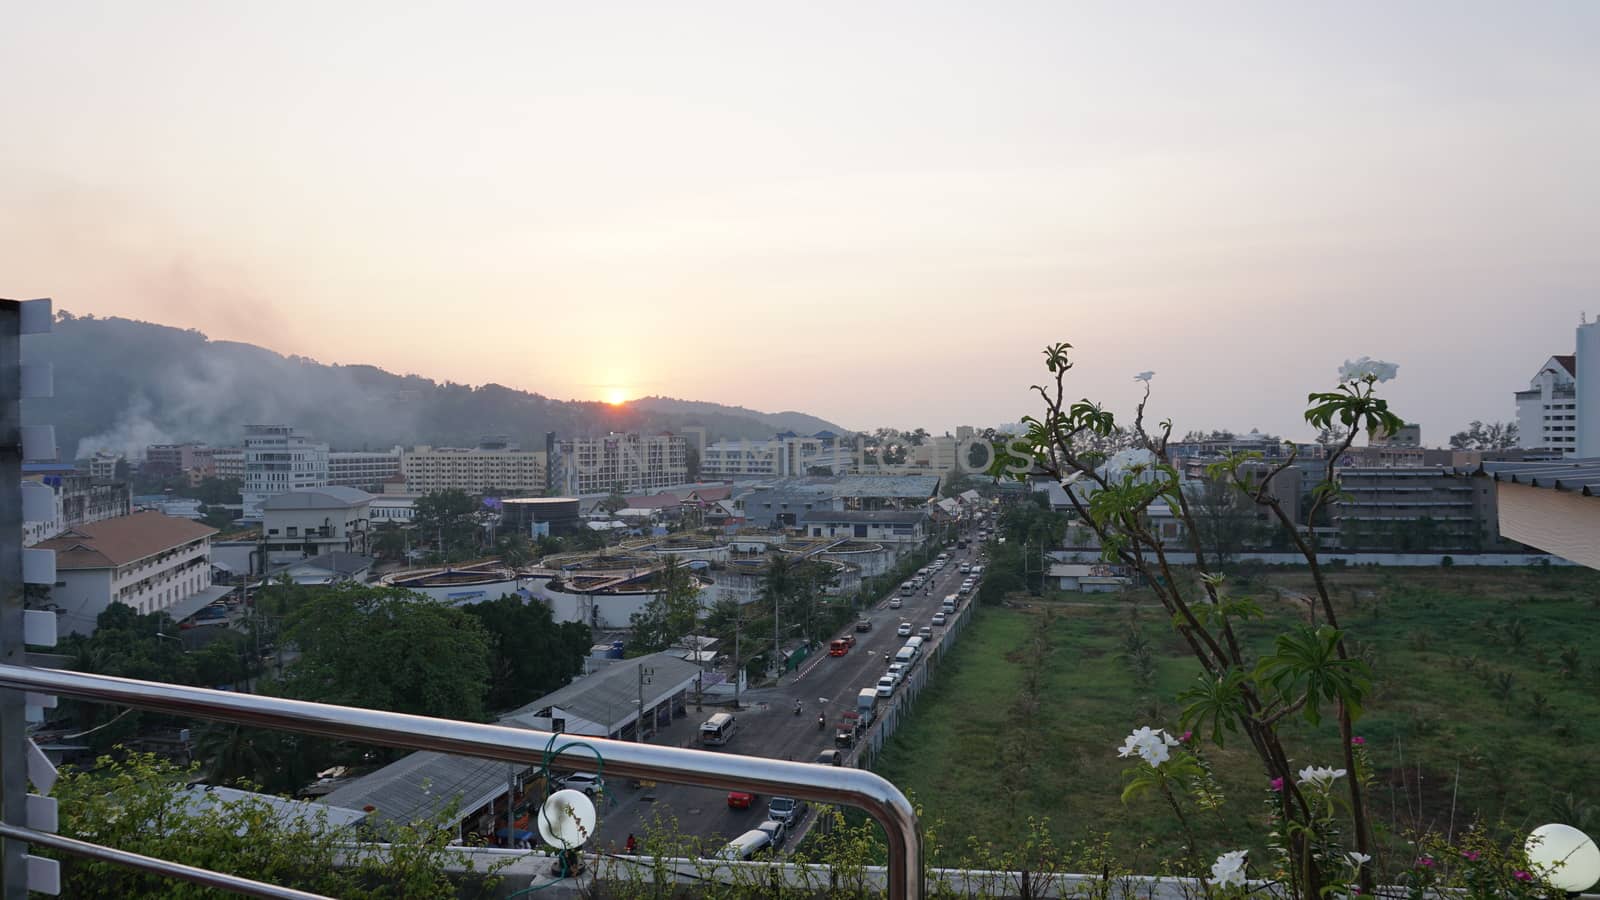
[167,585,236,623]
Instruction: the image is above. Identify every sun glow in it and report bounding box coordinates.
[605,387,628,405]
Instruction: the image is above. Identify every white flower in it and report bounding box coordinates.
[1338,357,1399,383]
[1210,849,1248,888]
[1134,371,1155,382]
[1297,765,1348,788]
[1347,852,1372,867]
[1116,726,1181,767]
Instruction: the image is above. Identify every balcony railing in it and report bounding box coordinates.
[0,663,924,899]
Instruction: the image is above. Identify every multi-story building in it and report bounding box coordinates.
[212,448,245,480]
[1517,354,1578,456]
[1333,466,1509,552]
[1369,423,1422,448]
[82,450,122,481]
[242,425,329,518]
[400,443,546,495]
[22,463,133,546]
[145,442,209,474]
[547,433,687,496]
[328,449,402,490]
[260,486,373,567]
[699,434,851,478]
[35,511,221,635]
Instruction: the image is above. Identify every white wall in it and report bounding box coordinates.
[1578,321,1600,457]
[52,569,114,636]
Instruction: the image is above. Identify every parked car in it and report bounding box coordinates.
[918,626,932,639]
[897,622,913,637]
[959,563,972,574]
[875,676,895,697]
[756,818,788,848]
[815,749,844,766]
[932,612,947,626]
[887,662,907,680]
[717,829,772,861]
[727,791,756,809]
[560,773,605,797]
[854,619,872,632]
[767,797,806,824]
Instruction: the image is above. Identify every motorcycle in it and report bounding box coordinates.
[884,652,891,664]
[817,714,826,730]
[793,700,802,716]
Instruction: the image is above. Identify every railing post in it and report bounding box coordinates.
[1,300,30,899]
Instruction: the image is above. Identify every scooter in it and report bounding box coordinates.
[817,714,826,730]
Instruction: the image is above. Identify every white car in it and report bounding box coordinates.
[897,622,913,637]
[959,563,972,574]
[889,598,902,609]
[932,612,947,626]
[887,662,907,679]
[876,674,898,694]
[559,773,605,797]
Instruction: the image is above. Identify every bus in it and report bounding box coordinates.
[699,713,738,746]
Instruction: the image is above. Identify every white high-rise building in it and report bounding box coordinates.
[548,433,688,496]
[1516,319,1600,458]
[242,425,329,518]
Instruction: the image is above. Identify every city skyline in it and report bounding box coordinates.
[5,2,1597,437]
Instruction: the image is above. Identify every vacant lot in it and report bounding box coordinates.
[869,565,1600,865]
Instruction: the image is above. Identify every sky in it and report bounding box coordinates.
[3,1,1597,440]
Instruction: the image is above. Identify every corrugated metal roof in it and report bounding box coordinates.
[260,486,375,510]
[798,509,929,525]
[1452,459,1600,496]
[499,650,701,731]
[34,511,216,569]
[320,749,511,829]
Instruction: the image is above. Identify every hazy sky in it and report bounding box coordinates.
[4,2,1597,439]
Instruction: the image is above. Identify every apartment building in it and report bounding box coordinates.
[212,448,245,480]
[35,511,221,635]
[145,442,209,474]
[547,432,687,496]
[328,449,402,490]
[699,434,851,478]
[22,463,133,546]
[242,425,330,518]
[1333,466,1506,552]
[1517,355,1578,456]
[82,450,122,481]
[260,486,373,565]
[400,444,546,495]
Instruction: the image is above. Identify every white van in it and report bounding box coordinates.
[942,595,958,614]
[904,636,924,652]
[894,645,916,664]
[699,713,737,746]
[718,829,773,861]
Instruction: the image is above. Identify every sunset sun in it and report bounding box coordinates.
[605,387,628,405]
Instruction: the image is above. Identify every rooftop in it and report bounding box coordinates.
[1453,459,1600,496]
[799,509,928,525]
[499,649,701,732]
[34,511,216,569]
[260,486,375,510]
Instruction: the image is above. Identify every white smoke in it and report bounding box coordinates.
[74,394,174,461]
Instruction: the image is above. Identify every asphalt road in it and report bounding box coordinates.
[590,538,984,853]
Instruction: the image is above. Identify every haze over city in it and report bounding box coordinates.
[4,2,1597,436]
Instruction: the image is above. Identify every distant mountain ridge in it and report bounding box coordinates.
[21,312,848,459]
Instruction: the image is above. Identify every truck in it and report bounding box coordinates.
[856,687,878,724]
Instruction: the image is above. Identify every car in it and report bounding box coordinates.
[767,797,806,824]
[936,553,949,561]
[932,612,947,626]
[560,773,605,797]
[756,818,789,848]
[875,677,895,697]
[727,791,756,809]
[843,634,856,648]
[834,726,855,748]
[889,598,902,609]
[854,619,872,632]
[897,622,913,637]
[918,626,932,639]
[829,639,850,656]
[887,662,907,679]
[815,749,844,767]
[959,563,972,574]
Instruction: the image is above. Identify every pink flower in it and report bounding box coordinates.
[1513,870,1532,882]
[1350,736,1365,746]
[1416,856,1435,868]
[1270,777,1284,792]
[1180,731,1193,743]
[1461,850,1481,862]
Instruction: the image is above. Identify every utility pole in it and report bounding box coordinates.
[733,607,742,709]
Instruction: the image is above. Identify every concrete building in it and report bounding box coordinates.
[799,509,929,544]
[699,434,851,478]
[1369,423,1422,448]
[1333,466,1507,552]
[22,462,132,546]
[212,449,245,480]
[34,511,224,635]
[400,444,546,495]
[82,450,121,481]
[547,432,687,496]
[327,449,401,490]
[242,425,329,518]
[368,495,416,524]
[259,486,373,567]
[1517,354,1578,456]
[144,442,212,475]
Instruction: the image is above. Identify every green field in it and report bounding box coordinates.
[868,565,1600,866]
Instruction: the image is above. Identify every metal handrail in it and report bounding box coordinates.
[0,664,923,899]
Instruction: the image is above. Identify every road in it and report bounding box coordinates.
[589,537,983,853]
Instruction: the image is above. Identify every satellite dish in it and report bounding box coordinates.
[1527,823,1600,893]
[537,789,596,850]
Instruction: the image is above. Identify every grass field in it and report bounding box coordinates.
[868,565,1600,866]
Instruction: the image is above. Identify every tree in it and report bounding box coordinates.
[48,751,501,898]
[280,585,491,722]
[493,532,533,567]
[412,490,479,560]
[1314,424,1349,450]
[1187,477,1263,569]
[191,476,243,506]
[598,491,629,514]
[463,595,591,711]
[1449,419,1520,450]
[371,521,409,561]
[628,556,702,654]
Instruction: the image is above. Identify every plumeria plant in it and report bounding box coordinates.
[995,343,1408,898]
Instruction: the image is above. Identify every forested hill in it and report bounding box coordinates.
[20,312,847,458]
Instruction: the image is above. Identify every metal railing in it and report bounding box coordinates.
[0,663,924,899]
